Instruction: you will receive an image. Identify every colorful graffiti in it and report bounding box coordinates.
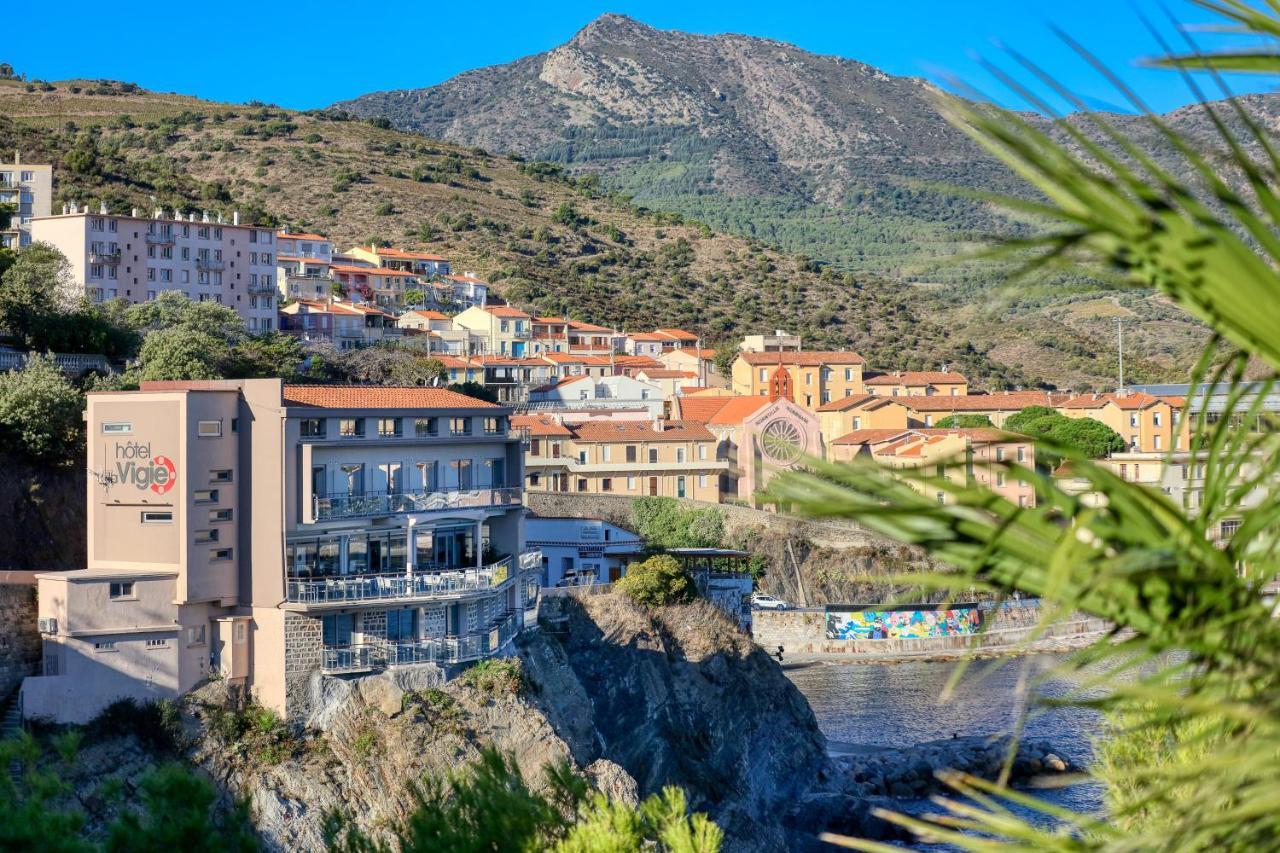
[824,607,982,640]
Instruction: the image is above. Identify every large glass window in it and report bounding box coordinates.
[416,460,439,493]
[377,417,402,437]
[301,419,326,438]
[415,417,438,437]
[322,613,353,647]
[452,459,473,490]
[378,462,403,494]
[339,418,364,437]
[450,417,472,436]
[387,609,417,643]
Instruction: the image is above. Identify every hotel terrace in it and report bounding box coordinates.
[21,380,539,724]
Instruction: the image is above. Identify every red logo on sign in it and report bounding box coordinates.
[151,455,177,494]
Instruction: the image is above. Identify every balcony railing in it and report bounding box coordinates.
[321,610,522,673]
[196,257,225,270]
[248,282,277,295]
[313,486,522,521]
[89,251,121,264]
[287,557,516,604]
[145,232,175,245]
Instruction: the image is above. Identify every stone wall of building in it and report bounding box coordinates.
[0,575,39,700]
[284,613,323,720]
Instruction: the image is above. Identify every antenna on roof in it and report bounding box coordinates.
[1117,319,1126,396]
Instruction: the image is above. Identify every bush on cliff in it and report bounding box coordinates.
[0,352,86,466]
[617,555,696,607]
[324,748,722,853]
[630,497,725,549]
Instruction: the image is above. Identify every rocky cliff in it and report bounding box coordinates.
[186,594,833,851]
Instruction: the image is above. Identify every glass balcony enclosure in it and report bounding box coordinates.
[321,609,523,673]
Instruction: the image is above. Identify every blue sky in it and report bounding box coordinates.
[11,1,1278,112]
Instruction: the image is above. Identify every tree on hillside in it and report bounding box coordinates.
[1003,405,1056,433]
[1002,406,1124,466]
[934,414,992,429]
[304,344,446,386]
[630,497,725,549]
[0,242,74,348]
[616,554,697,607]
[135,329,232,381]
[447,381,499,403]
[0,354,85,465]
[713,343,738,378]
[126,291,244,341]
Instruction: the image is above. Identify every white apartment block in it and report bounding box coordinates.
[0,154,52,250]
[30,207,278,330]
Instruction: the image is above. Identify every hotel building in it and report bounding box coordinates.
[0,154,52,250]
[29,207,279,331]
[21,379,538,724]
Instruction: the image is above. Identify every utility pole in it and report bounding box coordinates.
[1117,319,1125,394]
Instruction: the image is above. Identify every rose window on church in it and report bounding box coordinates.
[760,418,805,466]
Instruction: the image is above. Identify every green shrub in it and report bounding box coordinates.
[462,658,524,697]
[617,555,696,607]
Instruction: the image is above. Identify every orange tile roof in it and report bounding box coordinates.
[628,332,669,342]
[614,355,664,367]
[512,414,572,436]
[400,310,450,321]
[678,397,734,423]
[831,428,918,445]
[896,392,1069,412]
[570,420,714,442]
[277,230,330,241]
[816,393,899,413]
[1060,391,1176,411]
[738,350,866,366]
[864,371,968,386]
[482,305,531,319]
[277,255,330,264]
[445,274,488,284]
[707,395,773,426]
[654,328,699,341]
[281,385,498,410]
[568,320,614,333]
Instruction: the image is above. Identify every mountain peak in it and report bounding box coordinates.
[569,13,657,46]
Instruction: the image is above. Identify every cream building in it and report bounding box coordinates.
[731,351,868,411]
[1058,392,1188,453]
[816,394,911,441]
[276,229,335,302]
[0,154,52,249]
[453,305,533,357]
[21,379,538,724]
[30,207,278,330]
[864,371,969,397]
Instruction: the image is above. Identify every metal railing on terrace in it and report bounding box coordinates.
[286,557,516,605]
[313,486,522,521]
[145,232,175,245]
[321,610,522,673]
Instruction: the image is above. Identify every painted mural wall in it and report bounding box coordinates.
[824,606,982,640]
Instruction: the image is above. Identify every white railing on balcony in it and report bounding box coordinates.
[286,557,515,604]
[313,486,521,521]
[145,232,175,244]
[321,610,522,673]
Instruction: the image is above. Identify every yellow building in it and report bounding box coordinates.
[520,417,724,501]
[864,371,969,397]
[452,305,534,357]
[816,394,910,442]
[897,392,1071,429]
[730,351,867,411]
[1058,392,1188,453]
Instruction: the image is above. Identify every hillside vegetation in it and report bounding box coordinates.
[339,13,1221,387]
[0,76,1190,388]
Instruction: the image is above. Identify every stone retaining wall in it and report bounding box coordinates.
[0,574,40,700]
[526,491,879,549]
